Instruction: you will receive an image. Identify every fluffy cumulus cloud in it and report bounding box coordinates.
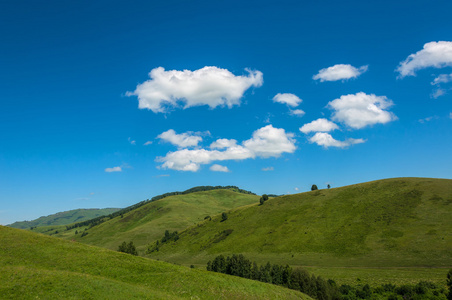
[313,64,368,82]
[243,125,296,158]
[309,132,365,148]
[210,138,237,149]
[299,118,339,134]
[272,93,302,107]
[210,164,230,172]
[327,92,397,129]
[396,41,452,78]
[105,166,122,173]
[156,125,296,171]
[157,129,203,148]
[126,66,263,113]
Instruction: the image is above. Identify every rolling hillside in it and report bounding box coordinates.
[146,178,452,284]
[0,226,310,299]
[8,208,121,229]
[60,189,260,254]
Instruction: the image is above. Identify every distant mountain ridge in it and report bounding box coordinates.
[8,208,121,229]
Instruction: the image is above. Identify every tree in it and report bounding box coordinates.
[311,184,318,191]
[262,194,269,201]
[118,241,138,255]
[260,197,265,205]
[221,212,228,222]
[327,184,331,189]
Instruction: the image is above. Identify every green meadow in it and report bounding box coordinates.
[0,226,310,299]
[146,178,452,285]
[59,189,259,254]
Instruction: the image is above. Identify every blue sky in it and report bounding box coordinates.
[1,0,451,225]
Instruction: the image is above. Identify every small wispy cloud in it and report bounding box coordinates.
[144,141,153,146]
[262,167,274,171]
[154,174,170,178]
[210,164,230,172]
[128,137,136,145]
[431,88,447,99]
[105,166,122,173]
[313,64,368,82]
[418,116,438,123]
[289,109,305,117]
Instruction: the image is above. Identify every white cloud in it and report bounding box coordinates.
[396,41,452,78]
[299,118,339,134]
[144,141,153,146]
[126,66,263,113]
[243,125,296,158]
[431,88,446,99]
[309,132,365,148]
[327,92,397,129]
[156,125,296,171]
[157,129,203,148]
[105,166,122,173]
[272,93,302,107]
[418,116,438,123]
[262,167,274,171]
[431,73,452,85]
[313,64,368,82]
[290,109,305,117]
[210,138,237,149]
[210,164,230,172]
[450,112,452,119]
[294,187,299,191]
[128,137,136,145]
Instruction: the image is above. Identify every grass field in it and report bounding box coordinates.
[0,226,311,299]
[54,189,259,254]
[147,178,452,285]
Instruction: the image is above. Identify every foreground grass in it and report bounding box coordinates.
[0,226,309,299]
[148,178,452,284]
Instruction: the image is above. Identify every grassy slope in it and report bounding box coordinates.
[148,178,452,284]
[61,189,259,254]
[8,208,121,229]
[0,226,310,299]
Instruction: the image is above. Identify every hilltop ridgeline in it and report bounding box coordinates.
[65,185,255,231]
[8,208,121,229]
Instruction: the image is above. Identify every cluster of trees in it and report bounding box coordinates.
[259,194,269,205]
[147,230,179,253]
[207,254,450,300]
[207,254,338,299]
[117,241,138,256]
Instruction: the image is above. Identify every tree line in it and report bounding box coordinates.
[207,254,450,300]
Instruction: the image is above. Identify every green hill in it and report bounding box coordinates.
[58,189,260,254]
[146,178,452,285]
[0,226,310,299]
[8,208,121,229]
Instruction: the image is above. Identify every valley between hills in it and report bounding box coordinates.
[2,177,452,299]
